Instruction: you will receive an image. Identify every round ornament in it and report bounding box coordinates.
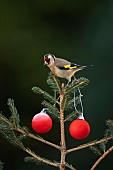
[32,109,52,134]
[69,119,90,140]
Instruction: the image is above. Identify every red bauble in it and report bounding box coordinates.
[69,119,90,140]
[32,113,52,134]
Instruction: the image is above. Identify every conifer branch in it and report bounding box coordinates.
[47,72,61,93]
[89,146,102,156]
[106,119,113,139]
[32,87,59,104]
[1,70,113,170]
[50,73,61,93]
[7,98,20,127]
[23,147,59,168]
[62,95,68,111]
[66,137,112,154]
[24,148,77,170]
[99,142,106,153]
[0,114,60,150]
[0,114,12,127]
[59,83,66,170]
[65,162,76,170]
[15,127,61,150]
[41,100,60,119]
[64,110,80,122]
[65,96,80,111]
[65,77,89,94]
[90,145,113,170]
[0,160,4,170]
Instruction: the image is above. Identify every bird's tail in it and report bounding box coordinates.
[76,64,93,73]
[78,65,87,69]
[74,65,87,72]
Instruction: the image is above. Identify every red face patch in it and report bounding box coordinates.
[44,57,50,64]
[44,57,49,61]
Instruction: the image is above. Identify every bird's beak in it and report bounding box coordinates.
[44,61,48,65]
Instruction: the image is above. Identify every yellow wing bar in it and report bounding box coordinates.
[64,65,77,69]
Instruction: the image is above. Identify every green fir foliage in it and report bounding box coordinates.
[104,128,111,141]
[22,126,30,133]
[24,156,56,166]
[0,123,24,149]
[99,142,106,153]
[64,110,80,122]
[24,148,58,167]
[89,146,102,156]
[32,86,57,104]
[106,119,113,139]
[8,98,20,127]
[0,160,4,170]
[24,156,46,166]
[65,95,81,111]
[47,72,61,93]
[65,77,89,94]
[0,71,113,170]
[41,100,59,120]
[65,162,77,170]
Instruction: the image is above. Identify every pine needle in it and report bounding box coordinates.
[0,160,4,170]
[99,142,106,153]
[7,98,20,127]
[32,87,58,104]
[64,110,80,122]
[42,100,59,120]
[47,72,61,93]
[66,77,89,94]
[89,146,102,156]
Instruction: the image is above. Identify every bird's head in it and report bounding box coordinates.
[44,54,55,66]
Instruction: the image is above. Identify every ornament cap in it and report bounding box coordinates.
[78,113,84,120]
[40,108,47,114]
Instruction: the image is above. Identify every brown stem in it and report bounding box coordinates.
[66,137,112,154]
[90,145,113,170]
[0,116,11,126]
[52,75,61,92]
[0,115,60,151]
[66,81,85,94]
[59,83,66,170]
[23,147,59,168]
[15,128,61,150]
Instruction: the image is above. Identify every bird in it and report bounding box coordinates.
[44,53,86,84]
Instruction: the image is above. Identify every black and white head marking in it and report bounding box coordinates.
[44,53,55,65]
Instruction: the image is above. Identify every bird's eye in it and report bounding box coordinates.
[48,55,52,59]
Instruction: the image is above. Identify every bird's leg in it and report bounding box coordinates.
[66,80,70,87]
[64,78,71,88]
[64,81,69,88]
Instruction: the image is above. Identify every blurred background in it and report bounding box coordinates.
[0,0,113,169]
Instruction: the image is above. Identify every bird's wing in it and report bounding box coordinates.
[54,58,70,67]
[54,58,79,70]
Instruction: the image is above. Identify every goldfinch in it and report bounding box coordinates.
[44,53,86,83]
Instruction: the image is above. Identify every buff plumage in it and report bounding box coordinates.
[44,53,86,83]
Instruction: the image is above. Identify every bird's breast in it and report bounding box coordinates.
[48,66,74,79]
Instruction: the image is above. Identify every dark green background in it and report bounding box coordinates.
[0,0,113,170]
